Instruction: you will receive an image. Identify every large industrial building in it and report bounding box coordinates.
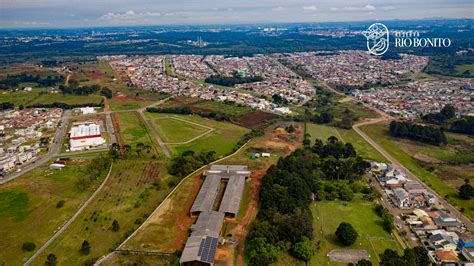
[68,121,106,151]
[180,165,250,266]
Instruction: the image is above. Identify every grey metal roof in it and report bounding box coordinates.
[190,175,221,214]
[180,211,224,264]
[219,176,246,216]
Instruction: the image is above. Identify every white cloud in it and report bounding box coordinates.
[382,6,395,11]
[329,7,339,11]
[341,5,376,11]
[100,10,161,21]
[302,5,318,11]
[273,6,285,11]
[364,5,376,11]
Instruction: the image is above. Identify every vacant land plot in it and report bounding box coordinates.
[146,113,249,158]
[361,123,474,220]
[115,112,158,156]
[120,172,201,253]
[329,100,380,120]
[29,93,103,106]
[306,123,387,162]
[34,160,173,266]
[151,117,210,143]
[192,101,252,116]
[0,160,106,265]
[0,88,48,106]
[310,198,403,265]
[235,111,280,129]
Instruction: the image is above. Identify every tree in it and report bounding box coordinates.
[459,179,474,200]
[335,222,358,246]
[45,253,57,266]
[290,237,315,262]
[100,88,113,99]
[356,259,372,266]
[380,249,402,265]
[22,242,36,252]
[80,240,90,255]
[245,237,279,266]
[112,219,120,232]
[136,142,144,156]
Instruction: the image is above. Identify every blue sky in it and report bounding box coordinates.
[0,0,473,28]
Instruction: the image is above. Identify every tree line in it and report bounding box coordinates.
[389,120,447,145]
[423,105,474,135]
[58,83,101,95]
[146,106,232,122]
[0,102,14,110]
[204,74,263,87]
[245,137,370,265]
[0,73,64,89]
[27,101,103,109]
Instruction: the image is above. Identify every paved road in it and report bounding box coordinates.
[353,118,474,231]
[24,163,114,266]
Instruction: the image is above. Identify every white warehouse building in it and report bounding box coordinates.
[68,122,106,151]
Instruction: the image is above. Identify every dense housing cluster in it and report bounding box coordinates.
[0,108,62,175]
[371,162,471,263]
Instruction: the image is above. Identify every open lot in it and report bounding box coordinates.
[146,113,250,158]
[115,111,158,156]
[29,93,103,106]
[0,160,106,265]
[309,198,403,265]
[0,88,48,106]
[33,159,173,266]
[156,96,278,129]
[306,123,388,162]
[151,117,210,143]
[361,122,474,220]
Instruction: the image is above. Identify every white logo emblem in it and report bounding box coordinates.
[362,23,389,56]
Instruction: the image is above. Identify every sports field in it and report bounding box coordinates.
[306,123,388,162]
[34,160,173,266]
[146,113,250,157]
[0,160,106,265]
[151,117,210,143]
[310,198,403,265]
[361,122,474,220]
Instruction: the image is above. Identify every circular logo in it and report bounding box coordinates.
[362,23,389,56]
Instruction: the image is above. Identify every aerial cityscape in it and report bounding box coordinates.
[0,1,473,266]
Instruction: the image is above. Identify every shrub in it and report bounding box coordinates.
[22,242,36,252]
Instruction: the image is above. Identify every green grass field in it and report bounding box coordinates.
[455,64,474,75]
[310,198,403,265]
[0,160,106,265]
[193,101,253,116]
[33,160,173,266]
[151,117,209,143]
[146,113,250,158]
[361,122,474,220]
[29,93,103,105]
[329,100,380,120]
[116,112,158,156]
[0,88,47,106]
[306,123,388,162]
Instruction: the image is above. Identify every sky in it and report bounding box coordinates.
[0,0,473,28]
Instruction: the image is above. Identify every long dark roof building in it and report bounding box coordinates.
[181,165,250,266]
